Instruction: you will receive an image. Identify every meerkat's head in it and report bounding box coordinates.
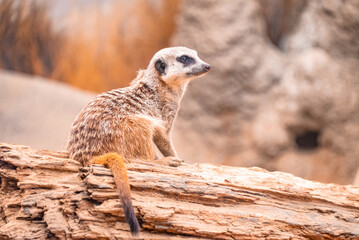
[148,46,210,87]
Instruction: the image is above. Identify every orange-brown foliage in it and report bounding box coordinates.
[0,0,180,92]
[0,0,63,77]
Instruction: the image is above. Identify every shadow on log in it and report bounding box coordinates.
[1,143,359,239]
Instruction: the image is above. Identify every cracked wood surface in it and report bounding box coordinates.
[1,143,359,239]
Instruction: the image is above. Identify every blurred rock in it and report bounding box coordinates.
[172,0,359,184]
[0,70,94,150]
[286,0,359,58]
[258,0,307,48]
[172,0,285,166]
[354,169,359,186]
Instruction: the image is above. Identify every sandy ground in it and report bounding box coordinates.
[0,70,95,150]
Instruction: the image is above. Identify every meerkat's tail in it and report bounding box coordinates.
[92,153,140,235]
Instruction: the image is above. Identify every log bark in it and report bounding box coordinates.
[1,143,359,239]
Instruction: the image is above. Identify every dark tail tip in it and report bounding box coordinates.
[122,197,140,236]
[129,215,140,236]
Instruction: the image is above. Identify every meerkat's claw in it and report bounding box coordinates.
[157,156,183,167]
[169,157,183,167]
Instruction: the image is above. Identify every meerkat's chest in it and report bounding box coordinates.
[159,101,179,130]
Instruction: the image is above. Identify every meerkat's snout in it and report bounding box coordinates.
[188,62,211,77]
[204,64,211,71]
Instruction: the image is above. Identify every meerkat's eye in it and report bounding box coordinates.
[179,55,189,63]
[177,55,195,66]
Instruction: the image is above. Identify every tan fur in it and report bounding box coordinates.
[67,47,210,235]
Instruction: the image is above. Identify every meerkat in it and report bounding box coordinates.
[67,46,210,235]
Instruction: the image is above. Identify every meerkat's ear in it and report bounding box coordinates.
[155,59,166,75]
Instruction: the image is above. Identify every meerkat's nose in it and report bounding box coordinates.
[204,64,211,72]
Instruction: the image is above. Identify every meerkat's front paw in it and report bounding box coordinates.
[157,156,183,167]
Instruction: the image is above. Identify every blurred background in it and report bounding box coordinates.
[1,0,359,185]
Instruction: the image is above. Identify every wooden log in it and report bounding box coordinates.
[1,142,359,239]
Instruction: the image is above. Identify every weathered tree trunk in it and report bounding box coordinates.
[1,143,359,239]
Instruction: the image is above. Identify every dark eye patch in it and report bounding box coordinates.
[176,55,195,66]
